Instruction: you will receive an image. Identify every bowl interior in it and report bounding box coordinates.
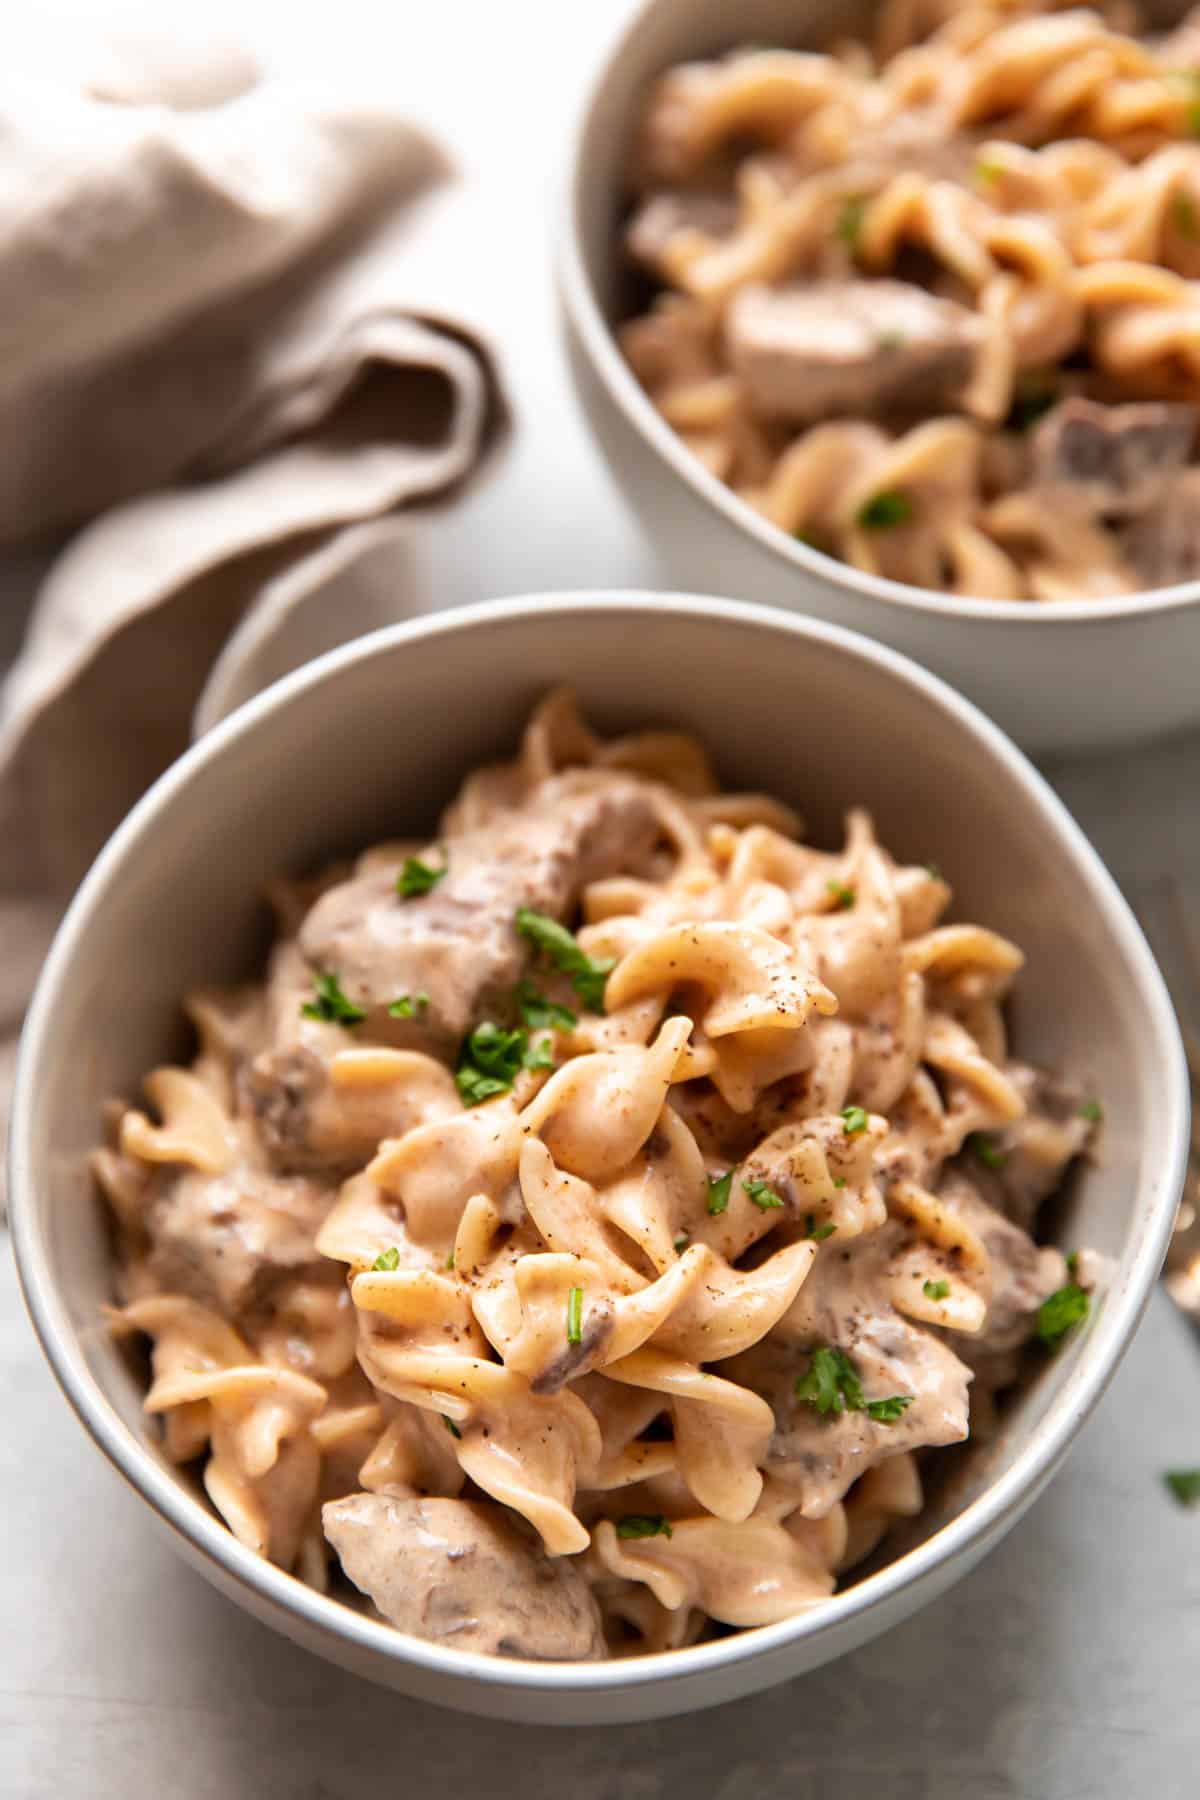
[12,595,1184,1692]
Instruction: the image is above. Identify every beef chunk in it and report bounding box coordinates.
[145,1162,330,1316]
[1120,469,1200,589]
[323,1494,606,1660]
[725,280,986,424]
[298,775,660,1051]
[626,190,739,276]
[1031,397,1196,518]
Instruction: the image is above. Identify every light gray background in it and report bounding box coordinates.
[3,3,1199,1794]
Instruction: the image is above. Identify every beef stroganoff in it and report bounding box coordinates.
[621,0,1200,600]
[96,694,1097,1660]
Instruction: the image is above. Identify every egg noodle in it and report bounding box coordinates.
[622,0,1200,599]
[96,693,1094,1658]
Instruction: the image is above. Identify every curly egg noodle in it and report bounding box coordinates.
[621,0,1200,600]
[96,693,1094,1660]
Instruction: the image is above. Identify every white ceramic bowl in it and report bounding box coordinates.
[9,593,1188,1724]
[557,0,1200,755]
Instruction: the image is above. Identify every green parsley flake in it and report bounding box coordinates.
[674,1235,690,1255]
[805,1214,838,1241]
[301,972,366,1027]
[706,1170,734,1216]
[1065,1249,1079,1278]
[925,862,942,880]
[387,991,429,1019]
[841,1104,869,1135]
[836,195,867,247]
[523,1034,557,1073]
[744,1178,785,1211]
[455,1020,528,1106]
[372,1247,400,1272]
[566,1285,584,1346]
[1173,73,1200,136]
[1164,1469,1200,1507]
[974,156,1003,186]
[795,1346,864,1416]
[923,1278,950,1301]
[396,855,447,899]
[832,1176,847,1189]
[515,978,577,1032]
[857,490,914,530]
[1037,1282,1089,1350]
[795,1345,911,1424]
[615,1515,673,1541]
[969,1132,1007,1171]
[827,880,856,910]
[515,908,616,1012]
[442,1414,462,1440]
[1080,1099,1103,1124]
[866,1395,914,1423]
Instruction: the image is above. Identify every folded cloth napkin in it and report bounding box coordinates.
[0,16,507,1200]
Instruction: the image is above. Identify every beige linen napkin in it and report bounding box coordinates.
[0,19,507,1197]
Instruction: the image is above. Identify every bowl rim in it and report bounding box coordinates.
[554,0,1200,628]
[9,589,1189,1698]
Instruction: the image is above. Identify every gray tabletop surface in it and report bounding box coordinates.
[3,3,1198,1794]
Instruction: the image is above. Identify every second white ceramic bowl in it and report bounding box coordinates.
[9,594,1187,1723]
[557,0,1200,755]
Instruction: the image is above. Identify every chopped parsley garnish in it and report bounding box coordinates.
[396,855,446,899]
[615,1514,673,1541]
[387,991,429,1019]
[1007,384,1059,433]
[301,971,366,1026]
[445,1249,456,1270]
[827,880,856,910]
[832,1176,847,1189]
[841,1104,869,1135]
[523,1034,557,1073]
[805,1214,838,1241]
[442,1414,462,1440]
[706,1170,734,1215]
[455,1021,529,1105]
[1080,1098,1103,1124]
[1066,1249,1079,1278]
[836,195,867,247]
[744,1178,785,1211]
[515,978,577,1032]
[974,156,1003,186]
[674,1234,690,1254]
[372,1247,400,1272]
[865,1395,914,1423]
[1037,1282,1089,1350]
[857,490,913,530]
[515,908,616,1012]
[924,862,942,880]
[1173,191,1199,238]
[566,1285,584,1345]
[1164,1469,1200,1507]
[795,1345,911,1424]
[969,1132,1007,1170]
[923,1278,950,1301]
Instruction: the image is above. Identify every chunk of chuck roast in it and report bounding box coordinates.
[725,279,987,424]
[1120,469,1200,589]
[1031,397,1196,518]
[144,1162,331,1316]
[322,1495,606,1660]
[297,776,661,1052]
